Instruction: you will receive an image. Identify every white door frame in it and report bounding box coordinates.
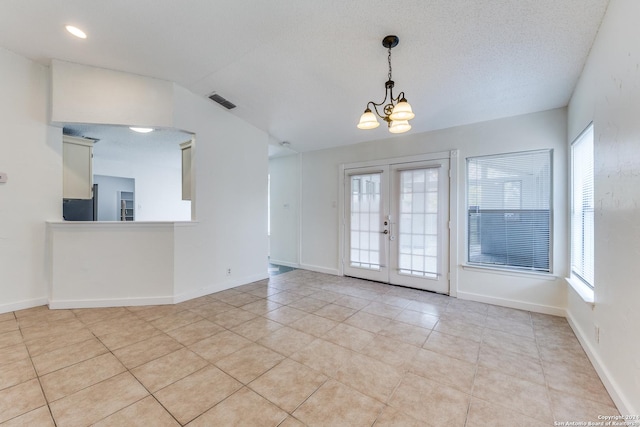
[338,150,459,296]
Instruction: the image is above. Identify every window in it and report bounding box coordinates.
[571,124,594,287]
[467,150,552,272]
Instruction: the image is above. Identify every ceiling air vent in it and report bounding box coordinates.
[208,93,236,110]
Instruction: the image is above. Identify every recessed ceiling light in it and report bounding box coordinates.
[65,25,87,39]
[129,127,154,133]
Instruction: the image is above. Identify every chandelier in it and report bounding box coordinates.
[357,35,415,134]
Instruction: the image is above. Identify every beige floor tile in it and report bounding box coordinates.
[409,348,476,393]
[231,317,283,341]
[361,301,404,319]
[187,300,235,318]
[487,305,532,323]
[0,357,36,391]
[544,363,615,407]
[239,299,283,315]
[264,306,310,325]
[484,316,535,338]
[441,310,487,327]
[93,395,180,427]
[549,389,619,423]
[189,330,252,363]
[15,310,76,329]
[0,312,15,323]
[405,300,447,316]
[174,295,212,310]
[266,291,304,305]
[323,323,375,352]
[374,406,423,426]
[215,343,284,384]
[344,311,391,333]
[472,366,553,422]
[49,372,148,426]
[481,328,539,357]
[378,320,431,347]
[188,387,287,427]
[313,303,357,322]
[288,313,338,337]
[374,294,412,309]
[13,305,49,319]
[388,373,470,427]
[72,307,129,325]
[249,359,327,412]
[335,352,404,403]
[278,416,306,427]
[19,317,86,342]
[98,323,163,351]
[23,327,96,357]
[155,365,243,424]
[310,290,343,303]
[166,319,224,346]
[40,353,126,402]
[85,313,146,336]
[423,330,481,363]
[216,292,262,307]
[287,296,329,313]
[132,348,208,392]
[293,379,385,426]
[362,335,420,369]
[465,397,530,427]
[290,338,354,377]
[0,379,47,423]
[150,310,203,332]
[1,405,55,427]
[395,309,439,329]
[334,295,371,310]
[447,299,489,315]
[433,318,484,342]
[113,333,183,369]
[257,326,316,356]
[0,330,23,350]
[31,338,107,375]
[478,344,545,385]
[208,308,258,328]
[132,305,184,321]
[0,319,18,334]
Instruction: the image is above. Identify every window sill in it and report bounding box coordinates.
[565,276,595,306]
[461,264,557,281]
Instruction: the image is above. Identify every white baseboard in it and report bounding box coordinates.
[299,263,340,276]
[0,297,49,314]
[565,311,635,415]
[49,295,174,309]
[269,259,300,269]
[456,291,565,316]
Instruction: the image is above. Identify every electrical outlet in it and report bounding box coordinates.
[226,268,231,276]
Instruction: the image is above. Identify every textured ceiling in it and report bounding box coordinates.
[1,0,610,153]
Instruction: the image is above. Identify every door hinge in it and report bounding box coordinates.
[448,221,452,229]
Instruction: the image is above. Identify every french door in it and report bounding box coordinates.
[343,159,450,293]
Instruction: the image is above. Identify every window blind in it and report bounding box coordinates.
[467,150,552,272]
[571,125,594,287]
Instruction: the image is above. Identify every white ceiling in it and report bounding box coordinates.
[1,0,609,153]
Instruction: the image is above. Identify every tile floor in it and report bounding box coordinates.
[0,269,619,426]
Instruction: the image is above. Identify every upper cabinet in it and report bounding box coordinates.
[180,140,192,201]
[63,135,94,199]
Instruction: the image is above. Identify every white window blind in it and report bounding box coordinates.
[571,125,594,287]
[467,150,552,272]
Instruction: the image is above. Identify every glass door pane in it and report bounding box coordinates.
[349,173,382,270]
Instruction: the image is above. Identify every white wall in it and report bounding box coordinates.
[566,0,640,414]
[287,108,568,313]
[268,154,300,267]
[171,84,269,301]
[0,48,61,312]
[0,52,269,312]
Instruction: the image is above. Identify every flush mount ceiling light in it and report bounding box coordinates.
[357,35,415,134]
[65,25,87,39]
[129,127,154,133]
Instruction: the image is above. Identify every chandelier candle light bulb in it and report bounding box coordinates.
[357,35,414,134]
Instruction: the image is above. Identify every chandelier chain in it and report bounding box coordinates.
[387,47,393,81]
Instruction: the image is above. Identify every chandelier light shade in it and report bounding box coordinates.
[357,35,414,134]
